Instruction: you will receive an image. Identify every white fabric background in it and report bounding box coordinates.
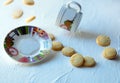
[0,0,120,83]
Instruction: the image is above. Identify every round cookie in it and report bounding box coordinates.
[103,47,117,59]
[12,9,23,19]
[48,33,55,41]
[52,41,63,51]
[70,53,84,67]
[83,56,96,67]
[23,0,34,6]
[62,47,75,57]
[96,35,111,47]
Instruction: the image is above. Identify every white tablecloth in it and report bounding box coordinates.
[0,0,120,83]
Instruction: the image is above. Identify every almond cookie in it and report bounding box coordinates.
[12,9,23,19]
[62,47,75,57]
[26,16,36,23]
[23,0,34,6]
[83,56,96,67]
[48,33,55,41]
[96,35,111,47]
[52,41,63,51]
[103,47,117,60]
[4,0,14,5]
[70,53,84,67]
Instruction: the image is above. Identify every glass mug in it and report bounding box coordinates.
[56,1,83,32]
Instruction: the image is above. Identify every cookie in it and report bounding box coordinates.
[83,56,96,67]
[103,47,117,59]
[62,47,75,57]
[26,16,36,23]
[96,35,111,47]
[23,0,34,6]
[12,9,23,19]
[52,41,63,51]
[4,0,13,5]
[48,33,55,41]
[70,53,84,67]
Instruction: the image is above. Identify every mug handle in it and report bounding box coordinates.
[67,1,81,13]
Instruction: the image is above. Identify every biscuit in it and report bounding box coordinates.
[12,9,23,19]
[70,53,84,67]
[48,33,55,41]
[103,47,117,59]
[23,0,34,6]
[4,0,13,5]
[52,41,63,51]
[62,47,75,57]
[96,35,111,47]
[83,56,96,67]
[26,16,36,23]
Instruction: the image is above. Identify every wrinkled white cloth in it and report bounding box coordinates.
[0,0,120,83]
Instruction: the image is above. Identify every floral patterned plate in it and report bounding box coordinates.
[4,26,52,64]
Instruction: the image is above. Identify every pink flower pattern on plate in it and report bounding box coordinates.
[19,57,29,62]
